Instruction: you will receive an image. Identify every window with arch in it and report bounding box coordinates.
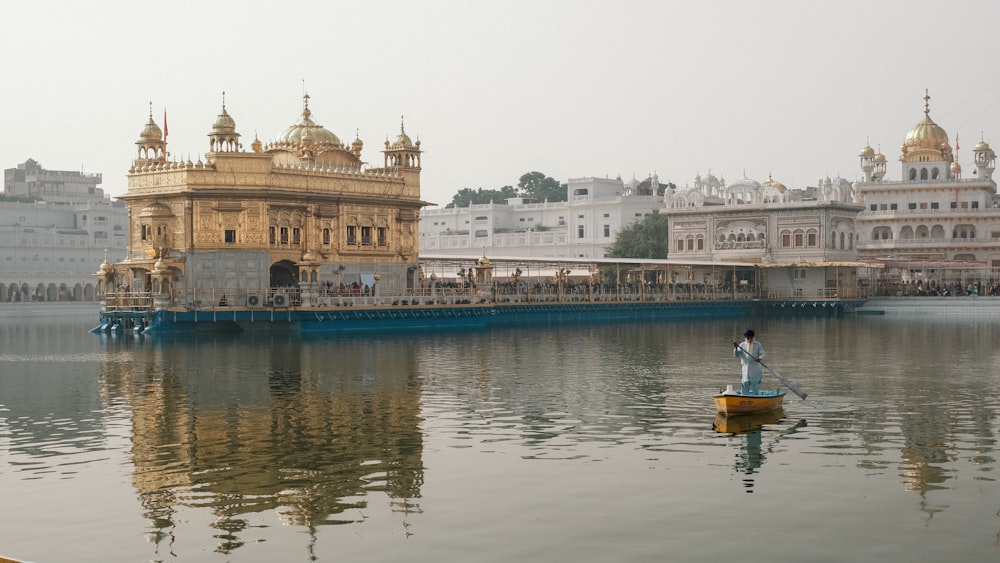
[909,169,917,180]
[920,168,928,180]
[931,168,939,180]
[872,227,892,240]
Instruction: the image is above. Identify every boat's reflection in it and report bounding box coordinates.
[713,409,784,435]
[713,409,807,493]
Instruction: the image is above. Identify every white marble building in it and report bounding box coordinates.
[853,91,999,286]
[1,160,127,301]
[662,171,865,297]
[419,176,664,258]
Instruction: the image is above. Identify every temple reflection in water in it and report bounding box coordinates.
[97,333,424,553]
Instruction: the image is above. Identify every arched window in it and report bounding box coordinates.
[920,168,928,180]
[931,168,939,180]
[909,169,917,180]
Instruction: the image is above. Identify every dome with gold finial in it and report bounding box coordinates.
[761,174,787,192]
[859,144,875,158]
[389,116,414,150]
[901,91,951,161]
[275,94,343,148]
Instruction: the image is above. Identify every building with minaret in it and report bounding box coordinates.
[853,90,998,289]
[106,93,427,305]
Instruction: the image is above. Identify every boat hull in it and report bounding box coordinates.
[714,390,786,415]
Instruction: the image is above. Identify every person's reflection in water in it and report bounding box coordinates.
[736,428,765,493]
[715,414,808,493]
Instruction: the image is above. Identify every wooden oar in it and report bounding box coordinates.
[733,342,808,400]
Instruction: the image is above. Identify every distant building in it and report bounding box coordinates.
[4,158,105,203]
[1,160,126,301]
[419,175,665,258]
[662,171,865,297]
[854,90,999,291]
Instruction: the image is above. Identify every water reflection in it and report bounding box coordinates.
[3,314,1000,561]
[96,331,425,555]
[714,410,792,493]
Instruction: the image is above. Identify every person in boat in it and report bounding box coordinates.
[734,329,765,395]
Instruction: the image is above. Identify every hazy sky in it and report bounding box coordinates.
[4,0,1000,206]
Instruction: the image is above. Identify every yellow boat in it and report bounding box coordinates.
[713,385,785,416]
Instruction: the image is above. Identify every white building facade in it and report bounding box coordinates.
[419,176,664,258]
[0,199,128,301]
[854,91,999,290]
[663,171,865,297]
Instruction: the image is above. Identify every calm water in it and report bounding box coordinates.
[1,306,998,562]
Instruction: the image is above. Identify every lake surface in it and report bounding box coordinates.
[1,306,998,562]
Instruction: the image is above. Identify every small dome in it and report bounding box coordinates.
[874,152,887,163]
[728,175,761,190]
[99,257,113,274]
[213,105,236,134]
[975,139,992,151]
[275,94,343,147]
[951,161,962,173]
[859,144,875,157]
[139,115,162,141]
[761,174,787,192]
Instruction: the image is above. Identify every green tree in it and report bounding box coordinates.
[518,171,567,203]
[606,210,670,259]
[446,186,518,208]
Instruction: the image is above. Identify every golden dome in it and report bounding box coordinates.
[874,152,887,163]
[387,116,415,150]
[275,94,342,147]
[859,144,875,157]
[975,139,992,151]
[761,174,787,192]
[903,91,949,152]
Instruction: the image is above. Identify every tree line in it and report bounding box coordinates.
[446,171,567,208]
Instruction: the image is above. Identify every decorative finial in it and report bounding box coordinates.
[222,90,226,110]
[148,101,153,119]
[400,114,405,133]
[924,89,930,116]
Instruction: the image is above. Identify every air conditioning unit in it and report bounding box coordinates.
[272,293,289,308]
[247,294,261,307]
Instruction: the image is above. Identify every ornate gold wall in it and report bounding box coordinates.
[115,97,427,295]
